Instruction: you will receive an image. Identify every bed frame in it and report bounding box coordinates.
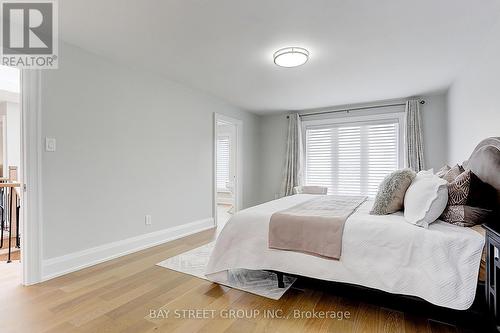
[274,137,500,329]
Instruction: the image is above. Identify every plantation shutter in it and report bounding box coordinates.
[216,136,230,191]
[305,119,400,197]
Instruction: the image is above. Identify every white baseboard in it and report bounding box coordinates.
[41,217,214,282]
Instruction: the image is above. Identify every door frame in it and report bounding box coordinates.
[1,115,6,178]
[213,113,242,227]
[20,69,43,285]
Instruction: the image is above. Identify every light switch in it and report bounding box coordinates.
[45,137,56,152]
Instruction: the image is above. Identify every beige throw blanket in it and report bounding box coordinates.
[269,195,367,259]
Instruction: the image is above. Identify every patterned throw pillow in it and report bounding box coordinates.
[448,170,471,205]
[441,205,492,227]
[441,168,497,227]
[446,170,497,208]
[442,164,465,182]
[370,169,416,215]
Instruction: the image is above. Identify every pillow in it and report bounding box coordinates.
[370,169,416,215]
[448,170,471,205]
[440,205,492,227]
[447,170,496,209]
[404,172,448,228]
[419,168,435,177]
[436,165,451,178]
[442,164,465,182]
[468,172,497,209]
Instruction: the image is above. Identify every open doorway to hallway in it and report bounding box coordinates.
[214,114,242,231]
[216,120,236,229]
[0,66,22,280]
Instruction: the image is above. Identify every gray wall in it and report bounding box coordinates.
[41,43,261,259]
[38,42,458,260]
[421,93,448,170]
[257,93,449,202]
[258,113,288,202]
[447,21,500,164]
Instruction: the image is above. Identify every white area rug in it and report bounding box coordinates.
[156,242,296,300]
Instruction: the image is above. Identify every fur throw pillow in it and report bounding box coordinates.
[370,169,416,215]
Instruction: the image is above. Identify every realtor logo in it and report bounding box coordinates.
[1,0,58,68]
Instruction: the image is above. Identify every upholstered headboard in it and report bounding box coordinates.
[464,137,500,207]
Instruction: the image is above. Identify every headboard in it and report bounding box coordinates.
[464,137,500,207]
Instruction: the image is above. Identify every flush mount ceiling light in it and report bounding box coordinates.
[273,47,309,68]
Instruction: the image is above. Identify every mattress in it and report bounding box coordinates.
[205,194,485,310]
[470,224,486,282]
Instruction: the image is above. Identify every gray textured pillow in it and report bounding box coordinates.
[442,164,465,182]
[370,169,416,215]
[436,165,451,178]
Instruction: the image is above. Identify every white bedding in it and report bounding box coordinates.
[206,194,485,310]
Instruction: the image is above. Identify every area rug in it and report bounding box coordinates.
[156,242,296,300]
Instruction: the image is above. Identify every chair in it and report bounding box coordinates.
[293,186,328,195]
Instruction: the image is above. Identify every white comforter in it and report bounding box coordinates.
[206,194,484,310]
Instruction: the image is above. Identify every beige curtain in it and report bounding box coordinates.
[280,113,304,196]
[405,100,425,172]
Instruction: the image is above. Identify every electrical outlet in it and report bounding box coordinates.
[45,137,56,152]
[145,215,152,225]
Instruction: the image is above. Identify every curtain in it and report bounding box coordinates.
[280,113,304,196]
[405,99,425,172]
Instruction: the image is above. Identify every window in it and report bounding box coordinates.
[216,136,230,191]
[304,114,403,197]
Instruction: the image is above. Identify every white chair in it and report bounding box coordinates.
[293,186,328,195]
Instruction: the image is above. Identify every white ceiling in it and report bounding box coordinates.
[59,0,500,113]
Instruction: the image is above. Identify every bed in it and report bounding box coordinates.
[206,137,500,311]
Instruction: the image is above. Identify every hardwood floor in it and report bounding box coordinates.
[0,250,20,261]
[0,236,20,261]
[0,228,487,333]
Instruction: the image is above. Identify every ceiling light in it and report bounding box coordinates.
[273,47,309,68]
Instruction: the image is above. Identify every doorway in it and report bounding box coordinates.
[0,65,22,280]
[214,114,242,230]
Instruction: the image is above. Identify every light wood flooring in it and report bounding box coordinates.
[0,250,20,262]
[0,236,20,261]
[0,228,487,333]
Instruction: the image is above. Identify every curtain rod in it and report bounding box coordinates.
[286,100,425,119]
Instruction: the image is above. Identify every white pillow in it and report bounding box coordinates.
[403,171,448,228]
[417,168,434,177]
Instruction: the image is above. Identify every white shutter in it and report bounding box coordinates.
[338,125,362,195]
[216,136,230,191]
[305,127,335,191]
[366,122,399,197]
[305,118,400,197]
